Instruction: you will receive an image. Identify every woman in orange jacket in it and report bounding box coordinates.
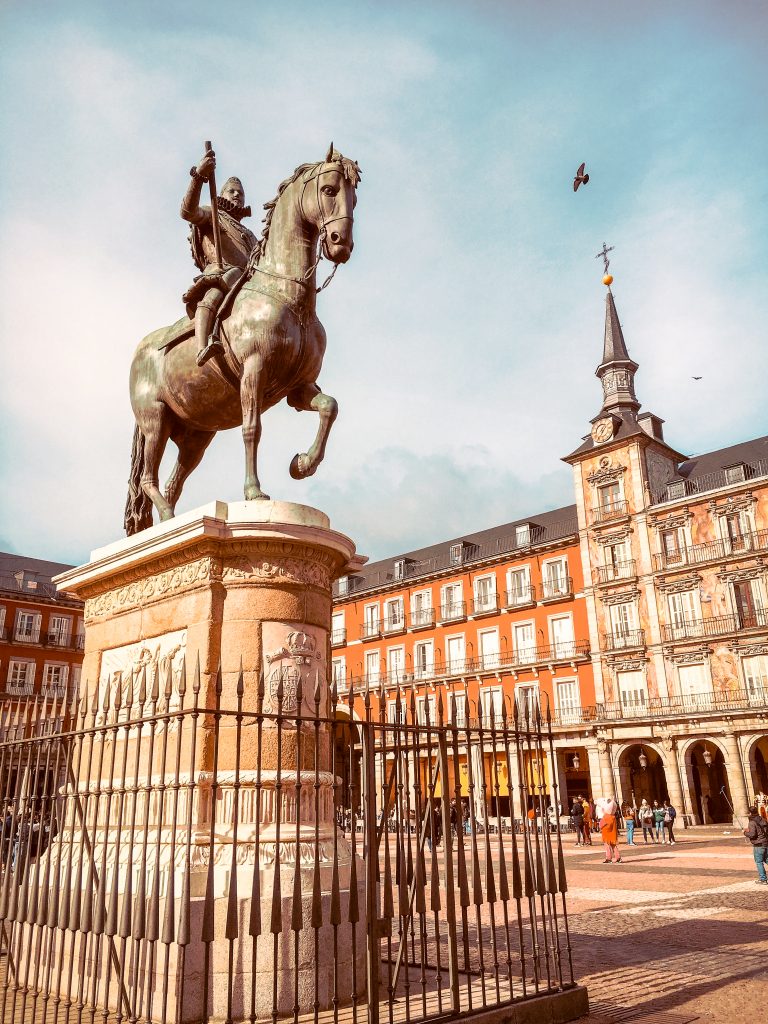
[597,797,621,864]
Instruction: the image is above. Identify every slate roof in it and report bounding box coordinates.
[0,551,79,603]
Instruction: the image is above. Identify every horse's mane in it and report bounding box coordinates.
[252,153,361,264]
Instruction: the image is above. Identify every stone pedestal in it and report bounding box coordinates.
[48,500,367,1022]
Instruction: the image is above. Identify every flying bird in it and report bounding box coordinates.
[692,376,703,381]
[573,162,589,192]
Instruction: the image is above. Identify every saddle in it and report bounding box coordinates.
[157,266,250,354]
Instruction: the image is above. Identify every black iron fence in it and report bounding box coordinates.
[0,667,574,1024]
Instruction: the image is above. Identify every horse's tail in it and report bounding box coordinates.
[124,424,153,536]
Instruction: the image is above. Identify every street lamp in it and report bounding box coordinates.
[702,748,713,767]
[571,753,580,771]
[638,749,648,769]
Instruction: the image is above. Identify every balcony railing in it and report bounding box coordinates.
[653,529,768,571]
[439,601,467,623]
[360,621,381,640]
[601,629,646,651]
[330,628,347,646]
[410,608,435,629]
[540,576,573,602]
[473,594,498,615]
[552,686,768,727]
[382,615,407,635]
[13,629,41,645]
[662,608,768,642]
[591,500,629,525]
[651,457,768,506]
[505,584,536,608]
[595,560,637,584]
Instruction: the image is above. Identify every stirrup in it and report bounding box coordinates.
[196,338,224,367]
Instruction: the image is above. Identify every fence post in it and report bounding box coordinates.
[362,720,380,1024]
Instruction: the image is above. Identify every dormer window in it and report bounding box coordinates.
[724,463,746,485]
[393,559,405,580]
[449,543,464,566]
[515,524,531,547]
[337,576,349,596]
[666,481,686,501]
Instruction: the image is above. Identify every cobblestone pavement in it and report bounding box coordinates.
[564,827,767,1023]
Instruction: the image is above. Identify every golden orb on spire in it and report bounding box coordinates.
[603,273,613,286]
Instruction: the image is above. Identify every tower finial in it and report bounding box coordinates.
[595,242,614,286]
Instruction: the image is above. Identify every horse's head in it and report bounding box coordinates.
[302,142,361,265]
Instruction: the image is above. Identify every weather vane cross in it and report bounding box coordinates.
[595,242,614,275]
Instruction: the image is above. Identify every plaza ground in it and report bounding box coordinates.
[567,826,767,1024]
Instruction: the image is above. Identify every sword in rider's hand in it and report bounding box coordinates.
[204,140,224,271]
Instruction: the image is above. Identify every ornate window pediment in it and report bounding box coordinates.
[596,527,634,545]
[730,642,768,657]
[606,657,647,671]
[587,459,626,485]
[717,562,766,584]
[707,493,756,516]
[600,588,640,607]
[656,574,702,594]
[648,509,692,531]
[664,647,710,665]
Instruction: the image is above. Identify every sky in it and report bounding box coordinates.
[1,1,767,567]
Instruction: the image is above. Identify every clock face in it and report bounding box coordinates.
[591,418,614,444]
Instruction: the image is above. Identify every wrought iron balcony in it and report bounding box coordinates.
[505,584,536,608]
[410,607,435,630]
[382,614,407,635]
[652,529,768,571]
[473,593,498,616]
[661,608,768,643]
[551,685,768,727]
[595,560,637,584]
[540,576,573,602]
[591,500,629,525]
[12,629,42,646]
[601,629,646,651]
[330,628,347,646]
[439,601,467,623]
[360,621,381,640]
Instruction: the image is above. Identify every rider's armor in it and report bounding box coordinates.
[181,171,258,366]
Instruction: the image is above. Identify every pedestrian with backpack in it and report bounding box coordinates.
[638,799,655,843]
[743,805,768,884]
[663,801,677,845]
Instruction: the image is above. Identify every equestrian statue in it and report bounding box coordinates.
[124,142,361,536]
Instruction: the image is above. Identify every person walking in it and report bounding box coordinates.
[743,805,768,884]
[638,799,655,843]
[597,798,621,864]
[581,796,593,846]
[663,801,677,845]
[570,797,584,845]
[652,800,666,844]
[623,802,637,845]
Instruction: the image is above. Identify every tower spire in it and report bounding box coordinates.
[593,251,640,418]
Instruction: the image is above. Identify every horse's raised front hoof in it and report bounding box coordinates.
[290,453,314,480]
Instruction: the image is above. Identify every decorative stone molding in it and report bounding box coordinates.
[664,647,710,665]
[596,527,634,545]
[587,460,626,485]
[657,728,675,752]
[600,588,640,607]
[656,573,702,594]
[716,562,766,584]
[605,657,647,671]
[648,509,693,531]
[223,542,335,589]
[728,642,768,657]
[708,493,756,516]
[85,555,217,622]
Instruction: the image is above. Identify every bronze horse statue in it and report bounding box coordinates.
[124,146,360,535]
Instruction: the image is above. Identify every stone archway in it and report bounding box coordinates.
[333,709,362,816]
[746,734,768,799]
[685,740,732,824]
[617,744,668,807]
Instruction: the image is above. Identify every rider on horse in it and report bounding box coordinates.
[181,147,258,366]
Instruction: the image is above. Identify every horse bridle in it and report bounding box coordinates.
[247,159,351,294]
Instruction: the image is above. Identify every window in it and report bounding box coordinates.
[449,690,467,727]
[617,670,647,717]
[677,663,712,708]
[383,597,405,633]
[515,524,531,547]
[667,590,700,638]
[364,650,380,684]
[7,660,35,692]
[480,686,503,724]
[47,615,72,647]
[542,558,569,599]
[388,700,406,724]
[666,481,686,500]
[14,610,41,643]
[446,635,465,673]
[603,539,629,578]
[386,646,405,683]
[331,611,346,645]
[416,694,437,726]
[337,576,349,596]
[441,583,464,620]
[413,640,433,679]
[724,464,746,485]
[742,655,768,704]
[473,574,496,613]
[478,628,500,669]
[556,679,581,723]
[732,579,764,629]
[513,621,536,663]
[411,590,433,628]
[363,604,380,638]
[0,605,6,637]
[393,559,406,580]
[515,683,539,721]
[609,602,636,645]
[549,615,574,657]
[449,543,464,566]
[598,480,622,512]
[507,566,532,606]
[331,657,346,690]
[42,663,69,694]
[722,508,751,553]
[660,527,684,566]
